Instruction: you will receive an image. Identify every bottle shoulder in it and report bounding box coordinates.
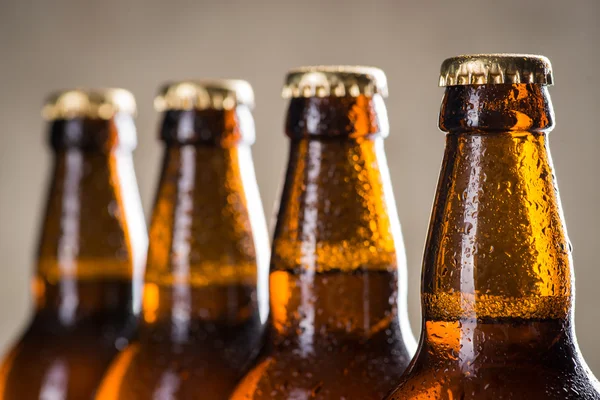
[386,364,600,400]
[0,326,121,399]
[231,330,412,400]
[387,320,600,400]
[96,320,262,400]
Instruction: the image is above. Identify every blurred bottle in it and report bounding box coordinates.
[385,54,600,399]
[230,66,416,400]
[0,89,148,399]
[96,80,269,399]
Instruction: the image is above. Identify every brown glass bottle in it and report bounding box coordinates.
[386,55,600,399]
[96,80,269,399]
[0,89,148,399]
[230,66,416,400]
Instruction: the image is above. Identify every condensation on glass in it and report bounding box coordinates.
[0,89,148,399]
[230,66,417,400]
[95,80,270,399]
[386,54,600,399]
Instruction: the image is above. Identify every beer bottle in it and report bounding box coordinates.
[96,80,269,399]
[230,66,416,400]
[385,54,600,399]
[0,89,148,399]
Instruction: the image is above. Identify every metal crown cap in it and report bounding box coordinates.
[439,54,553,87]
[282,66,388,98]
[154,79,255,112]
[42,88,136,120]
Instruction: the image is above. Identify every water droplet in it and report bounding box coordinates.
[464,222,473,234]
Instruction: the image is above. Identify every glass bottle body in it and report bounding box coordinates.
[386,84,600,399]
[97,107,269,399]
[231,95,415,400]
[0,116,147,399]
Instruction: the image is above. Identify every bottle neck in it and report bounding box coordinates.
[285,94,389,139]
[422,84,572,344]
[160,106,255,145]
[270,95,411,351]
[439,83,555,133]
[35,116,147,324]
[142,109,269,342]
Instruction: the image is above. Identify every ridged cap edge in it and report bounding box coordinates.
[42,88,136,120]
[154,79,254,111]
[439,54,553,86]
[282,66,388,98]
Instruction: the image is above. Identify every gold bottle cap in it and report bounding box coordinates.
[42,88,137,120]
[154,79,255,112]
[282,66,388,98]
[439,54,553,87]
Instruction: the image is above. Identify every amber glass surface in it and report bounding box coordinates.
[230,94,416,400]
[386,84,600,399]
[96,106,269,399]
[0,115,147,399]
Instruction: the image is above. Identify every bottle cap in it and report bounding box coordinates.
[282,65,388,98]
[439,54,553,86]
[42,88,136,120]
[154,79,254,111]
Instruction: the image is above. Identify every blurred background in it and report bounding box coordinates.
[1,0,599,372]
